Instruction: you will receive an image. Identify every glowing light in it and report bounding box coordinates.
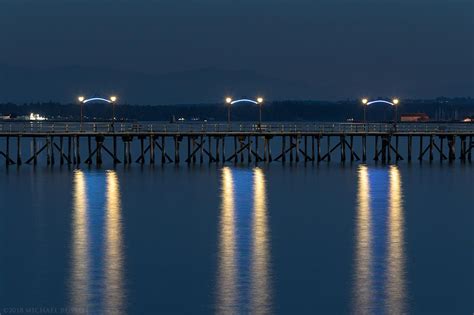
[226,97,232,104]
[362,98,368,105]
[392,98,400,105]
[366,100,396,106]
[82,97,112,104]
[79,97,118,104]
[230,98,259,105]
[29,113,47,121]
[257,97,264,104]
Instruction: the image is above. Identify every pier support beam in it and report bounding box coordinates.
[17,136,22,165]
[408,136,413,162]
[76,136,81,165]
[96,136,103,166]
[460,136,467,162]
[448,136,456,162]
[374,136,379,161]
[67,137,72,165]
[317,136,321,163]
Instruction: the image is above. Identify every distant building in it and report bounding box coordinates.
[400,113,429,122]
[463,116,474,123]
[0,114,12,120]
[15,113,48,121]
[29,113,48,121]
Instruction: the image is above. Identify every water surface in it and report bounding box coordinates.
[0,164,472,314]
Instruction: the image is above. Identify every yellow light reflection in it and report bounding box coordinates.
[353,165,407,314]
[216,167,237,314]
[70,170,90,313]
[251,168,272,314]
[353,165,373,314]
[385,166,406,314]
[104,170,125,314]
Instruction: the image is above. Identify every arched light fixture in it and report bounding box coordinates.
[363,99,400,106]
[77,95,119,125]
[224,96,266,127]
[78,96,118,104]
[361,98,400,123]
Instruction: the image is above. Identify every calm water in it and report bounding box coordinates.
[0,163,472,314]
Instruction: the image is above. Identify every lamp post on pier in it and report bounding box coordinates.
[393,98,400,122]
[110,96,117,123]
[225,97,232,125]
[78,96,85,131]
[257,97,264,130]
[362,98,368,124]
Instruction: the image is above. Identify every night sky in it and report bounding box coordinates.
[1,0,473,102]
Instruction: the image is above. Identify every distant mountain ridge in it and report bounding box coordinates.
[0,65,314,104]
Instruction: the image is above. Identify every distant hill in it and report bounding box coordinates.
[0,65,314,104]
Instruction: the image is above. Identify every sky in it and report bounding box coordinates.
[1,0,473,102]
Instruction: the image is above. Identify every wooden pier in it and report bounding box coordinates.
[0,122,473,166]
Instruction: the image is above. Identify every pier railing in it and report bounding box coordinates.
[0,122,473,134]
[0,121,472,166]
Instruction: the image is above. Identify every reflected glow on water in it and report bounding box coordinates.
[216,167,237,313]
[386,166,406,314]
[251,168,272,314]
[353,165,373,313]
[104,171,125,314]
[353,165,407,314]
[216,167,272,314]
[70,170,125,314]
[71,170,90,313]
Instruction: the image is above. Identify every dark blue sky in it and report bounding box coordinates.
[1,0,473,101]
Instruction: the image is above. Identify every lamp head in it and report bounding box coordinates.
[225,97,232,104]
[257,97,264,104]
[393,98,400,105]
[362,98,368,105]
[110,96,117,103]
[78,96,85,103]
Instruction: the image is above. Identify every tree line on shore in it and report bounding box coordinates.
[0,98,472,122]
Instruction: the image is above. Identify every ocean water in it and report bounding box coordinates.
[0,163,472,314]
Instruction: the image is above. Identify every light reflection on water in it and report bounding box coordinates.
[70,170,125,314]
[353,165,407,314]
[104,171,125,314]
[71,170,89,313]
[216,167,272,315]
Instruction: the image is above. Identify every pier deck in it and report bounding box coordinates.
[0,122,473,166]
